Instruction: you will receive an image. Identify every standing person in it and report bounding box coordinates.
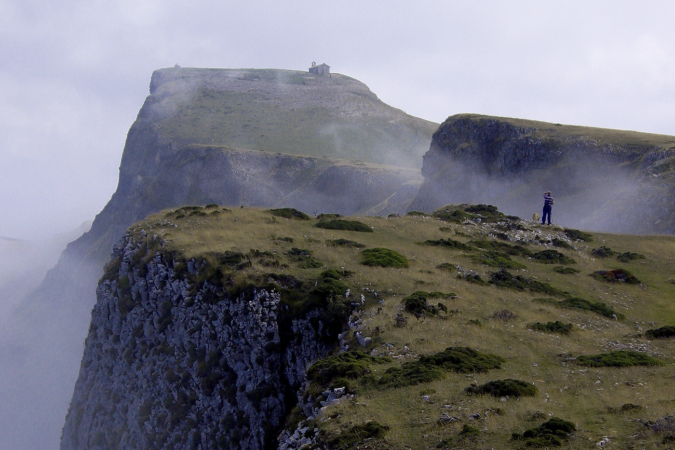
[542,191,554,225]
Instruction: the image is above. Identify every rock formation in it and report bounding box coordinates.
[411,114,675,234]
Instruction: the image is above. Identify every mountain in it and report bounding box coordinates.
[62,205,675,449]
[0,68,436,450]
[411,114,675,234]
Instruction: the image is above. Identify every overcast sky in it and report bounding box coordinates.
[1,0,674,240]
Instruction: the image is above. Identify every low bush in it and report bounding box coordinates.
[326,238,365,248]
[493,309,517,321]
[470,239,531,257]
[361,248,409,268]
[646,326,675,339]
[617,252,646,263]
[407,211,429,217]
[553,266,579,275]
[564,228,593,242]
[286,248,323,269]
[607,403,643,414]
[472,251,526,269]
[529,321,573,334]
[436,263,456,271]
[551,238,573,249]
[489,269,568,297]
[422,238,472,250]
[307,351,391,387]
[532,250,576,265]
[559,297,624,319]
[317,213,341,220]
[576,350,664,367]
[268,208,310,220]
[460,273,488,285]
[402,291,454,316]
[591,269,641,284]
[315,220,373,232]
[512,417,576,447]
[592,246,616,258]
[466,379,537,397]
[326,421,389,449]
[378,347,504,388]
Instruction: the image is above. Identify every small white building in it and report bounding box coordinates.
[308,62,330,75]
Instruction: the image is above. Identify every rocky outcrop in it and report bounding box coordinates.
[61,233,333,450]
[411,114,675,234]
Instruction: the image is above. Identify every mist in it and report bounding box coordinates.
[415,153,652,234]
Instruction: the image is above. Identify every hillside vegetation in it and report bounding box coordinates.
[119,204,675,449]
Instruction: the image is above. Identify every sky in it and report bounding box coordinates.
[1,0,674,240]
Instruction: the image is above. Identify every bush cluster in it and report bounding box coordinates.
[466,379,537,397]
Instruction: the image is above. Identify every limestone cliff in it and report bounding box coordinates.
[61,230,333,450]
[411,114,675,234]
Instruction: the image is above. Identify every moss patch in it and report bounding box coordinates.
[326,238,365,248]
[529,321,573,334]
[361,248,409,268]
[466,379,537,397]
[268,208,310,220]
[532,250,576,265]
[590,269,641,284]
[315,220,373,232]
[645,326,675,339]
[576,351,664,367]
[512,417,576,447]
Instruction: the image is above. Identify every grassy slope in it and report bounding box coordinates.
[130,206,675,449]
[149,68,438,168]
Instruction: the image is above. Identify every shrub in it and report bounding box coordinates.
[489,269,568,297]
[617,252,646,263]
[436,263,456,271]
[591,246,616,258]
[553,266,579,274]
[646,326,675,339]
[591,269,641,284]
[317,213,341,220]
[326,238,365,248]
[607,403,643,414]
[532,250,576,265]
[402,291,455,316]
[559,297,624,319]
[422,238,472,250]
[576,350,664,367]
[512,417,576,447]
[378,347,503,388]
[407,211,430,217]
[459,424,480,436]
[466,379,537,397]
[315,220,373,232]
[551,238,573,249]
[470,239,531,257]
[361,248,409,268]
[326,421,389,449]
[564,228,593,242]
[268,208,311,220]
[492,309,517,321]
[306,351,391,387]
[472,251,526,269]
[530,321,573,334]
[286,248,323,269]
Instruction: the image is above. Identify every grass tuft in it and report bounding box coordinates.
[553,266,579,275]
[489,269,568,297]
[532,250,576,265]
[307,351,392,387]
[472,251,527,269]
[564,228,593,242]
[325,421,389,449]
[422,238,472,250]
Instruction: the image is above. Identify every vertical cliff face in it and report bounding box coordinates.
[61,231,332,450]
[411,114,675,234]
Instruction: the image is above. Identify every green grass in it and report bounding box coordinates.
[114,206,675,450]
[325,421,389,449]
[306,351,391,387]
[315,220,373,232]
[471,251,527,269]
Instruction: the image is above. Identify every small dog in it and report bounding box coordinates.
[532,212,541,222]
